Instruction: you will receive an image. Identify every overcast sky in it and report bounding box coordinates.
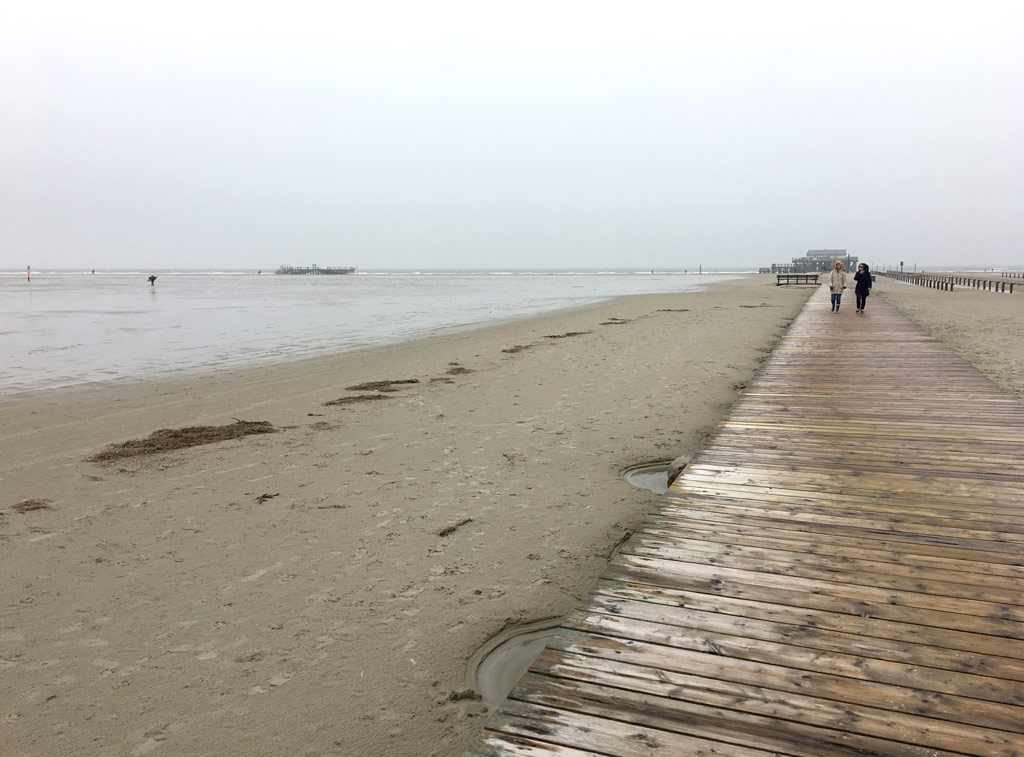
[2,1,1022,270]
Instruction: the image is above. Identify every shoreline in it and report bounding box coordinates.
[0,274,745,398]
[2,277,811,756]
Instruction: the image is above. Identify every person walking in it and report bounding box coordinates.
[827,260,847,312]
[854,263,872,313]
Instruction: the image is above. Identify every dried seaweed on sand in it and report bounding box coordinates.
[12,499,51,513]
[88,420,276,462]
[344,379,420,392]
[438,517,472,536]
[324,394,391,406]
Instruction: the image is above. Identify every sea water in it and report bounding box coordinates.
[0,269,743,394]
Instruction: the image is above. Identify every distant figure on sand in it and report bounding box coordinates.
[147,275,157,286]
[854,263,872,313]
[827,260,846,313]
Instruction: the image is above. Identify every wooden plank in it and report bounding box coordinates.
[604,561,1024,642]
[567,599,1024,704]
[639,518,1024,579]
[467,733,603,756]
[624,533,1024,598]
[476,699,780,756]
[528,641,1024,754]
[650,503,1024,558]
[511,672,960,757]
[659,500,1024,543]
[591,577,1024,661]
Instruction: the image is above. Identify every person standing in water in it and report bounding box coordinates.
[827,260,846,312]
[854,263,872,313]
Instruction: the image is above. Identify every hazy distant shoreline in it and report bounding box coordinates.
[0,271,742,395]
[1,267,759,275]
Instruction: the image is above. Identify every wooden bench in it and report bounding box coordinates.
[776,273,819,286]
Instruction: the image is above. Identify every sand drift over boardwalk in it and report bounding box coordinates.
[1,279,809,756]
[0,271,738,394]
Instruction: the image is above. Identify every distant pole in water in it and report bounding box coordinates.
[699,264,702,275]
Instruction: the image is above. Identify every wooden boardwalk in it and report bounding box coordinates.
[468,291,1024,756]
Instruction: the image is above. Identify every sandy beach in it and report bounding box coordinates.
[875,274,1024,397]
[1,276,809,756]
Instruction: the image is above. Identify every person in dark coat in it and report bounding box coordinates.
[854,263,872,313]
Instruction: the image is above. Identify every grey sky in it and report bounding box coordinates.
[3,1,1023,270]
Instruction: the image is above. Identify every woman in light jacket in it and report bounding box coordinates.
[827,260,846,312]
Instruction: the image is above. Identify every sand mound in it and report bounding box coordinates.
[344,379,420,392]
[12,499,51,513]
[88,420,276,462]
[324,394,391,406]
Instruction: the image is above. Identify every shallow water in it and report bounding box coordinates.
[623,461,672,494]
[470,619,563,712]
[475,628,560,712]
[1,271,737,394]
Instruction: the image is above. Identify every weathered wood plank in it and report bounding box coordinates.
[591,577,1024,661]
[563,604,1024,708]
[474,699,780,756]
[512,672,962,757]
[604,561,1024,641]
[623,536,1024,602]
[639,519,1024,578]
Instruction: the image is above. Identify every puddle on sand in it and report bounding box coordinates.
[469,618,562,712]
[623,461,672,495]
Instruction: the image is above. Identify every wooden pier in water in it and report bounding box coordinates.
[275,264,356,275]
[468,290,1024,756]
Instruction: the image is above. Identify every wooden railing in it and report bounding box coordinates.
[882,271,1016,293]
[881,271,954,291]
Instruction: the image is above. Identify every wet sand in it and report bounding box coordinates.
[1,277,810,756]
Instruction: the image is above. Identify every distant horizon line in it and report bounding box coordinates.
[2,264,1020,275]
